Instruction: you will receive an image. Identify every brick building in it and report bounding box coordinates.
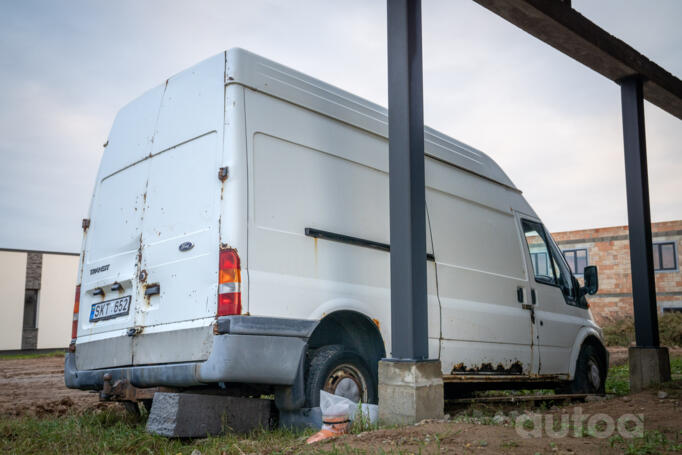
[551,220,682,324]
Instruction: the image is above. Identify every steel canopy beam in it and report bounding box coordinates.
[620,76,660,348]
[386,0,429,360]
[474,0,682,120]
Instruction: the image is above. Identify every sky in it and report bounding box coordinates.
[0,0,680,253]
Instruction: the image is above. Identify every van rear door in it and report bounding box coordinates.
[76,86,164,370]
[76,54,225,369]
[132,129,222,365]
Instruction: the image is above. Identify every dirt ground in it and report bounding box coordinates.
[0,355,114,417]
[325,388,682,454]
[1,351,681,454]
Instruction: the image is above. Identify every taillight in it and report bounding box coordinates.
[218,249,241,316]
[71,285,80,340]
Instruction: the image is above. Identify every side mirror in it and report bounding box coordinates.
[583,265,598,295]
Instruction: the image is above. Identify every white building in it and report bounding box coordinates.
[0,249,78,351]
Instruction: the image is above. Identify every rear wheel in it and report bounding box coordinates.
[304,345,377,408]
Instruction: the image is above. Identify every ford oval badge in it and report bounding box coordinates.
[179,241,194,252]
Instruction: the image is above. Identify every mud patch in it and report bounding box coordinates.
[0,355,116,417]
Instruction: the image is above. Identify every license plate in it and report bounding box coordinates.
[89,296,131,322]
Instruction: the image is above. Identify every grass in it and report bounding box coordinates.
[0,407,311,455]
[610,430,682,455]
[606,362,631,395]
[0,350,65,360]
[602,313,682,347]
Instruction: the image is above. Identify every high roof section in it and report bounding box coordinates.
[225,48,517,190]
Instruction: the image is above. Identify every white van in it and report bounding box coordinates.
[65,49,607,410]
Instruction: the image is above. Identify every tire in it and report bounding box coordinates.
[561,344,606,395]
[304,344,377,408]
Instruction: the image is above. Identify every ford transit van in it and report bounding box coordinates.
[65,49,607,410]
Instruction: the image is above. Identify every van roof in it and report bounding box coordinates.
[112,48,516,190]
[225,48,517,190]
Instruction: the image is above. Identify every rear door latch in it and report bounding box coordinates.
[144,284,160,296]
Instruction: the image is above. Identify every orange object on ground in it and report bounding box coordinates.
[305,415,351,444]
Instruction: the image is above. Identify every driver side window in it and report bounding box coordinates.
[522,220,576,302]
[522,220,555,285]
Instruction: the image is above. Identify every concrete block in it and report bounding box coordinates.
[146,393,274,437]
[279,407,322,431]
[628,347,671,393]
[378,359,444,425]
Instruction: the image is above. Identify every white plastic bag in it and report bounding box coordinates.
[319,390,379,424]
[319,390,355,418]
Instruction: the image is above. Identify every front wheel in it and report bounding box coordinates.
[560,344,606,394]
[304,345,377,408]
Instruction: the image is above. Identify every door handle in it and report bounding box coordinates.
[531,289,537,305]
[517,287,524,303]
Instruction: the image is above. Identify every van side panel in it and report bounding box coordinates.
[243,88,440,358]
[426,160,535,375]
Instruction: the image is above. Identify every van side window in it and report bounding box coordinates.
[522,220,577,303]
[522,221,555,285]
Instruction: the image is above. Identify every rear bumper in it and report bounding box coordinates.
[65,316,317,390]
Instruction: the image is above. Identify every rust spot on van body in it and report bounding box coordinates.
[450,361,524,376]
[136,236,144,268]
[218,166,229,182]
[313,238,318,274]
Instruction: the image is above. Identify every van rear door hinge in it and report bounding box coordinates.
[218,166,229,182]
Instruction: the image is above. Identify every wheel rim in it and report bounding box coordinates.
[587,358,601,390]
[323,363,368,403]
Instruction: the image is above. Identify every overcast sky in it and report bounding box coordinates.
[1,0,680,253]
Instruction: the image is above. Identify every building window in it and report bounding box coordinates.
[653,242,677,271]
[563,249,588,275]
[530,252,551,278]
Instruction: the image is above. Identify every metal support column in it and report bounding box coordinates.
[619,75,660,348]
[386,0,428,360]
